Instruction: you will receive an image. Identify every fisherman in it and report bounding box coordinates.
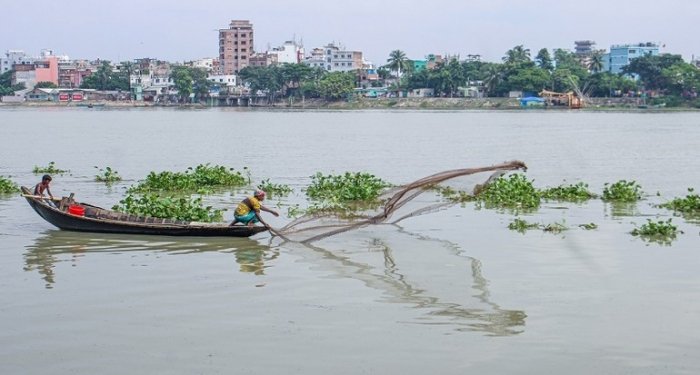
[34,174,54,200]
[230,190,279,227]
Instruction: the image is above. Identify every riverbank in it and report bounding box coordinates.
[2,97,698,111]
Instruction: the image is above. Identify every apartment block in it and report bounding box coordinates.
[602,42,659,75]
[219,20,254,74]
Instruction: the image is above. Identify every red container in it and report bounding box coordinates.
[68,205,85,216]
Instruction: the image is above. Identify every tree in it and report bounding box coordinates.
[317,71,355,100]
[35,81,58,89]
[81,61,129,91]
[622,53,685,90]
[503,45,531,65]
[0,70,25,95]
[386,50,410,78]
[588,51,604,73]
[661,63,700,96]
[535,48,554,71]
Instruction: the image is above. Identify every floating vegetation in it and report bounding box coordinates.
[602,180,643,202]
[579,223,598,230]
[32,161,67,174]
[631,218,682,245]
[94,166,122,183]
[129,164,247,193]
[540,182,596,202]
[112,193,223,222]
[257,178,292,197]
[507,218,568,233]
[542,221,568,233]
[508,218,540,233]
[436,185,475,203]
[306,172,390,202]
[659,188,700,216]
[0,176,19,194]
[477,174,540,210]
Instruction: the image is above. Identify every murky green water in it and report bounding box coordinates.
[1,108,699,374]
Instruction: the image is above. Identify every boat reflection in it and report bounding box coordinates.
[24,230,276,288]
[294,229,526,337]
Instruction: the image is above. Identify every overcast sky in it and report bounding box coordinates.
[2,0,698,64]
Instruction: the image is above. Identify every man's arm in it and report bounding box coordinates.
[260,205,279,217]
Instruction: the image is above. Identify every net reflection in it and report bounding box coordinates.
[294,229,526,337]
[24,230,275,288]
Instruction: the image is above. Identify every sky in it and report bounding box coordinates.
[1,0,698,65]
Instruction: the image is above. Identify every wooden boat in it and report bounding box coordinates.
[21,187,268,237]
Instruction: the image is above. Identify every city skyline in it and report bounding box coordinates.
[1,0,698,65]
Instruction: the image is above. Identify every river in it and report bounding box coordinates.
[1,107,699,374]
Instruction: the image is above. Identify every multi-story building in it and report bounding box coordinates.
[302,43,363,72]
[219,20,254,75]
[58,59,93,88]
[268,40,304,64]
[1,50,35,74]
[602,42,660,75]
[249,52,277,67]
[575,40,596,57]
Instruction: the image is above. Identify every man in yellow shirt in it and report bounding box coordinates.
[231,190,279,227]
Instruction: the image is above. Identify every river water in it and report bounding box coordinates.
[1,107,699,374]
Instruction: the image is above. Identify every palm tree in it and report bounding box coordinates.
[588,51,604,73]
[387,50,410,78]
[484,64,504,96]
[502,45,531,65]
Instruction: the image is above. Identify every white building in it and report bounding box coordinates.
[187,58,215,72]
[1,50,35,74]
[268,41,304,64]
[302,43,363,72]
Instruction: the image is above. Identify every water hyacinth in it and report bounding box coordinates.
[477,174,540,210]
[94,166,123,183]
[659,188,700,216]
[112,193,223,222]
[129,164,248,193]
[602,180,643,202]
[32,161,68,174]
[540,182,596,201]
[306,172,390,202]
[257,178,293,197]
[631,218,682,245]
[0,176,19,194]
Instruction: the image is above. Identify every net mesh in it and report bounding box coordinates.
[273,160,527,243]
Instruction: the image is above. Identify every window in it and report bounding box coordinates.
[241,56,246,59]
[241,41,246,45]
[240,33,246,37]
[629,50,636,54]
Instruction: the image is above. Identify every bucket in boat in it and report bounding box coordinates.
[68,205,85,216]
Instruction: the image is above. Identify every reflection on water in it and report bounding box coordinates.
[297,230,526,336]
[24,230,276,288]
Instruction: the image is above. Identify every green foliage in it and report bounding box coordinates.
[34,81,58,88]
[81,61,129,91]
[436,185,475,203]
[477,174,540,210]
[631,219,682,245]
[540,182,596,201]
[508,218,540,233]
[659,188,700,215]
[170,65,211,102]
[112,193,223,222]
[306,172,389,202]
[602,180,643,202]
[508,218,568,233]
[317,72,356,100]
[0,70,26,95]
[94,166,122,183]
[257,178,292,197]
[386,50,410,77]
[0,176,19,194]
[622,53,684,90]
[579,223,598,230]
[33,161,67,174]
[129,164,247,193]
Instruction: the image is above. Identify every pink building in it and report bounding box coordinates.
[34,56,59,85]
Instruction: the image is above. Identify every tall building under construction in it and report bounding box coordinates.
[219,20,254,75]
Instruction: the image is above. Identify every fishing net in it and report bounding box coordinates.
[274,160,527,243]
